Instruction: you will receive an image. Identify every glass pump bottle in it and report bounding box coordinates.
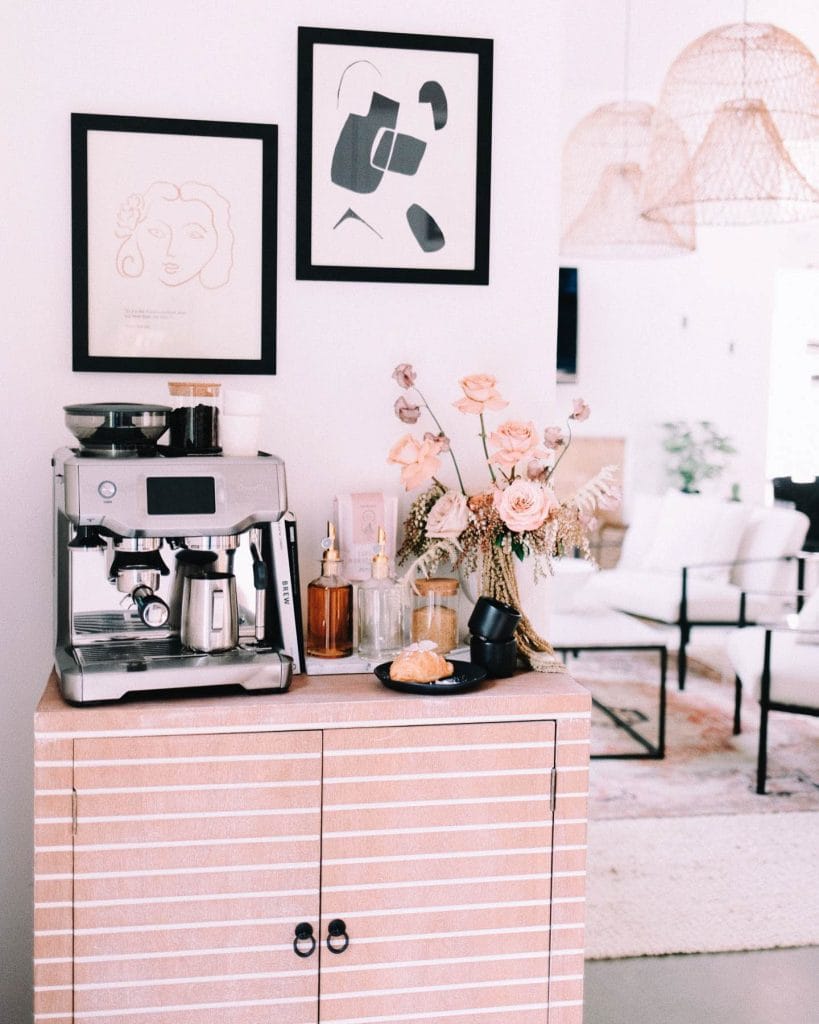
[357,526,405,661]
[306,522,353,658]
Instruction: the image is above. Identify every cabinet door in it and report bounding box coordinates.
[71,730,322,1024]
[319,720,556,1023]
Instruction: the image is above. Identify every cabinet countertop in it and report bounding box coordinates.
[35,668,590,738]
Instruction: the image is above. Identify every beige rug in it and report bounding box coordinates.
[585,812,819,959]
[566,652,819,958]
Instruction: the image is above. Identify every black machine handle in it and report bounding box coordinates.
[293,921,316,958]
[249,540,268,644]
[131,585,170,628]
[250,542,268,590]
[326,919,349,954]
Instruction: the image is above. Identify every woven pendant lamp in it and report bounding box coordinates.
[560,0,695,259]
[641,21,819,226]
[561,100,696,257]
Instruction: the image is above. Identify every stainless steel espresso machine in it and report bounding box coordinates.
[53,404,303,703]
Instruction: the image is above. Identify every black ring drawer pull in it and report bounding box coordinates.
[293,922,316,958]
[326,918,349,954]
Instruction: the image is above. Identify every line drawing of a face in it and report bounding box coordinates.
[115,181,234,289]
[137,197,217,286]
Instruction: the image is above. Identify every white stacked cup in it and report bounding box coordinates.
[220,390,263,456]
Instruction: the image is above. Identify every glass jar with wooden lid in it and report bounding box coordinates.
[167,381,222,453]
[411,577,459,654]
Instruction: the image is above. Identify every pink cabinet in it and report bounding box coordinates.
[34,670,590,1023]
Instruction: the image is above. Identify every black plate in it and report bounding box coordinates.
[374,660,487,695]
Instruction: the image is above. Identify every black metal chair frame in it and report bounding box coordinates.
[726,565,817,793]
[620,554,806,691]
[747,627,818,794]
[732,582,811,734]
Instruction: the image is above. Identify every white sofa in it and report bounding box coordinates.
[577,490,811,688]
[726,587,819,793]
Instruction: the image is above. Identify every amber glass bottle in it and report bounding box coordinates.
[306,522,353,658]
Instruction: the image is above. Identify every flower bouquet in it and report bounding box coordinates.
[387,364,620,670]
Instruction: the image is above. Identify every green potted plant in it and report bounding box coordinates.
[661,420,736,493]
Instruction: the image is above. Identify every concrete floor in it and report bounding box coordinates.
[584,947,819,1024]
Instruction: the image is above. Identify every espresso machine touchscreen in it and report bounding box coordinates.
[52,447,304,703]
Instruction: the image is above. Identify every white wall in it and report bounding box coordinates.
[0,1,563,1015]
[558,227,817,508]
[559,0,819,509]
[768,268,819,480]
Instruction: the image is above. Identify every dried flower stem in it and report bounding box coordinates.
[414,387,466,495]
[399,539,461,594]
[479,412,497,484]
[544,419,573,485]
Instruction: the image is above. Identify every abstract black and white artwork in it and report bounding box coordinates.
[296,27,493,285]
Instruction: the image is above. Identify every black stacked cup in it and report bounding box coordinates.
[467,597,521,678]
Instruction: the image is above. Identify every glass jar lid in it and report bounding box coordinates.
[415,577,459,596]
[168,381,222,399]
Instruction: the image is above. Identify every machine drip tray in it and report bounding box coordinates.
[75,637,193,667]
[58,640,293,702]
[74,612,165,637]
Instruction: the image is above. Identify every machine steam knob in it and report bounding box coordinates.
[132,586,170,628]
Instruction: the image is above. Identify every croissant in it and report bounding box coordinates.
[389,648,454,683]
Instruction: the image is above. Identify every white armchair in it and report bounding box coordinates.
[726,586,819,794]
[579,491,810,689]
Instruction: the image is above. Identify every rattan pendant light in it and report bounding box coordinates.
[560,3,695,258]
[641,20,819,226]
[561,101,696,257]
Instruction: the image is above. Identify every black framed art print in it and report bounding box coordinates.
[72,113,278,374]
[296,27,493,285]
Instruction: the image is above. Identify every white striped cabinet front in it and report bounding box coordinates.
[35,719,562,1023]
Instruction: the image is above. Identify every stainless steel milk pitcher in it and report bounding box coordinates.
[180,572,239,653]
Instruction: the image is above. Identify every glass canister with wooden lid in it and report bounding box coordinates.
[167,381,222,453]
[411,577,459,654]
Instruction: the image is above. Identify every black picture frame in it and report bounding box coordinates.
[296,27,493,285]
[71,113,277,374]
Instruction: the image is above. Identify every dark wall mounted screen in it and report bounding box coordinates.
[147,477,216,516]
[556,267,578,382]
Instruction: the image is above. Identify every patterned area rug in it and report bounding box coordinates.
[569,650,819,819]
[566,651,819,958]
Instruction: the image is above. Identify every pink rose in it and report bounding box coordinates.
[394,395,421,424]
[387,434,420,467]
[387,433,441,491]
[426,490,470,539]
[488,420,545,469]
[392,363,417,389]
[543,426,565,449]
[453,373,509,415]
[493,479,558,533]
[569,398,590,422]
